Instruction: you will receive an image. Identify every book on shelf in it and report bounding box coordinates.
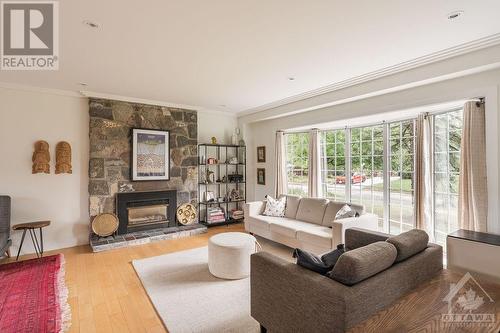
[207,219,226,224]
[207,207,226,223]
[207,217,226,223]
[230,209,244,220]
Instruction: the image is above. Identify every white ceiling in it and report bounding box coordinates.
[1,0,500,114]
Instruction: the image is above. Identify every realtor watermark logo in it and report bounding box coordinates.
[442,272,495,328]
[1,0,58,70]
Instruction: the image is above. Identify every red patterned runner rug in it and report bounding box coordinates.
[0,254,71,333]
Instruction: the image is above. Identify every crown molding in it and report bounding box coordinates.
[80,90,237,117]
[0,81,83,98]
[0,82,236,117]
[248,62,500,122]
[238,33,500,117]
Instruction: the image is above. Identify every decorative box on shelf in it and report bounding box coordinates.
[198,143,246,227]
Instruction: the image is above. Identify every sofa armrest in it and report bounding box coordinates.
[331,213,379,246]
[244,201,265,217]
[251,252,348,333]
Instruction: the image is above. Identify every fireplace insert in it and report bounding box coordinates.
[116,190,177,234]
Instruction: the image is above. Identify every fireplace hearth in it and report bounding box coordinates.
[116,190,177,234]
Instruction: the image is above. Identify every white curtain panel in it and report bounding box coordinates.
[274,131,288,197]
[415,113,434,240]
[458,101,488,232]
[308,129,321,198]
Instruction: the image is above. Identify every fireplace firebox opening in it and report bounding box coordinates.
[116,190,177,234]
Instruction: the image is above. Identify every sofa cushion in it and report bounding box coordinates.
[349,203,365,215]
[322,201,366,227]
[322,201,344,226]
[269,219,312,238]
[283,195,301,219]
[386,229,429,262]
[247,216,271,231]
[251,215,298,230]
[329,241,397,285]
[267,218,331,240]
[295,198,328,225]
[296,227,332,249]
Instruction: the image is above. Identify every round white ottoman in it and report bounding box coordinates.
[208,232,257,279]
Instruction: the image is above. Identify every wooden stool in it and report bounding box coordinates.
[12,221,50,261]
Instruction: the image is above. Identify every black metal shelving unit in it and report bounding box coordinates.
[198,144,246,227]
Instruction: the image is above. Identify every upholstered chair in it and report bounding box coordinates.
[0,196,12,258]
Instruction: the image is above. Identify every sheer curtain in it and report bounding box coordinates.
[308,129,321,197]
[458,101,488,231]
[415,113,434,239]
[274,131,287,197]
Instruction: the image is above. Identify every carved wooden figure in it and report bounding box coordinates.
[55,141,72,174]
[32,141,50,174]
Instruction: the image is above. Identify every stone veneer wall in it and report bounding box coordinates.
[88,98,198,218]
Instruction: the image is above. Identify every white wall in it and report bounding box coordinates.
[0,86,237,254]
[0,87,89,255]
[241,68,500,234]
[198,111,237,144]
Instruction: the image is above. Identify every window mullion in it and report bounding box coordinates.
[345,128,351,203]
[383,123,390,233]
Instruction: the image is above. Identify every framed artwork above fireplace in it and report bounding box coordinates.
[131,128,170,181]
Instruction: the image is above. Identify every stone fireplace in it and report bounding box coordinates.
[116,190,177,234]
[88,98,206,252]
[88,98,199,215]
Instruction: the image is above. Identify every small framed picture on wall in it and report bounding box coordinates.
[257,146,266,163]
[257,168,266,185]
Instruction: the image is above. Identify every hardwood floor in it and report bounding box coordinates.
[2,223,500,332]
[350,269,500,333]
[3,223,245,333]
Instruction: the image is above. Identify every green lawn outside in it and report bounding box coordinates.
[374,178,413,192]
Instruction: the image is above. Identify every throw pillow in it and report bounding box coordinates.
[262,195,286,217]
[335,204,358,220]
[386,229,429,262]
[293,245,346,275]
[328,241,397,285]
[321,244,345,267]
[293,248,331,275]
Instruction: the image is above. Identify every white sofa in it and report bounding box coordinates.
[244,195,379,255]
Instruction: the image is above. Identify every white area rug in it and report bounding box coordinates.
[132,237,292,333]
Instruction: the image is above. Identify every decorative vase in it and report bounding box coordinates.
[232,128,241,145]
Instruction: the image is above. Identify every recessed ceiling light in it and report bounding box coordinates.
[288,77,295,81]
[83,20,100,29]
[447,10,464,20]
[78,82,88,87]
[219,104,227,107]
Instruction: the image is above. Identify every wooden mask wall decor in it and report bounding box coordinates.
[32,140,50,174]
[55,141,72,174]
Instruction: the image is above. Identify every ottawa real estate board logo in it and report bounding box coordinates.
[442,272,495,328]
[1,1,58,70]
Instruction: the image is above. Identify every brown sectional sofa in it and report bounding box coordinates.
[250,228,443,333]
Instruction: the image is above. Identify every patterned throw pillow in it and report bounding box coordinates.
[335,204,358,220]
[263,195,286,217]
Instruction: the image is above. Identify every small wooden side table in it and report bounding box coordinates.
[12,220,50,261]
